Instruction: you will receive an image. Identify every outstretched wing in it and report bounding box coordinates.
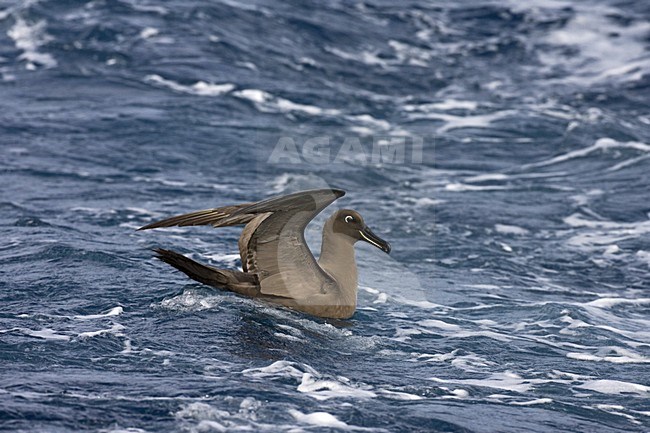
[138,203,255,230]
[232,188,345,298]
[138,188,346,301]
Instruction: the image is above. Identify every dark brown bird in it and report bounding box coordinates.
[138,189,390,319]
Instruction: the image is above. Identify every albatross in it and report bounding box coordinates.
[138,189,390,319]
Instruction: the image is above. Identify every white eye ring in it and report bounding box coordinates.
[345,215,354,223]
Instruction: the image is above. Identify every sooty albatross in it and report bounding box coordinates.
[138,189,390,319]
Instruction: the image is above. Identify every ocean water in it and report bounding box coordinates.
[1,0,650,431]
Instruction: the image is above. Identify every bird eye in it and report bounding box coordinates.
[345,215,354,223]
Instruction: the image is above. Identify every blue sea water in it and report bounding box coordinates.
[1,0,650,431]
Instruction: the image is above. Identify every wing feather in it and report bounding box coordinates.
[138,203,254,230]
[234,189,345,298]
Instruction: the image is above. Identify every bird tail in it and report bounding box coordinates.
[153,248,258,296]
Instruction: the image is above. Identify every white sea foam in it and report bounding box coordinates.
[261,309,374,347]
[595,405,643,425]
[326,46,388,68]
[608,153,650,172]
[417,319,460,331]
[120,339,133,354]
[130,3,168,15]
[175,402,230,421]
[159,179,186,187]
[565,298,650,348]
[392,327,422,342]
[243,361,383,402]
[288,409,349,429]
[549,370,594,381]
[636,250,650,267]
[403,100,478,112]
[584,297,650,309]
[132,176,189,188]
[377,389,423,400]
[78,323,125,338]
[499,242,513,252]
[464,173,510,183]
[406,197,443,207]
[451,354,497,372]
[408,110,516,133]
[444,389,470,399]
[389,296,447,310]
[139,27,159,39]
[495,224,529,236]
[431,371,536,393]
[297,373,377,400]
[145,74,235,96]
[538,4,650,85]
[174,400,300,431]
[73,306,123,320]
[273,332,302,342]
[510,398,553,406]
[592,324,650,346]
[234,89,341,116]
[105,428,151,433]
[0,237,22,250]
[22,328,70,341]
[570,189,603,206]
[235,88,268,104]
[578,380,649,395]
[242,360,314,380]
[388,40,433,67]
[346,114,391,131]
[158,290,223,312]
[417,352,456,364]
[563,212,650,251]
[274,325,305,341]
[418,350,496,373]
[444,183,509,192]
[566,346,650,364]
[525,137,650,170]
[7,17,57,69]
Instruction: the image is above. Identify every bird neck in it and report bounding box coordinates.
[318,219,358,303]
